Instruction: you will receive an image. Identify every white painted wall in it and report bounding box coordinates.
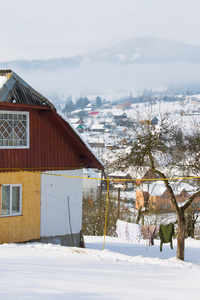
[83,168,100,195]
[40,169,83,237]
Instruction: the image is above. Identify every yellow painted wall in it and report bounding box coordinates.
[0,171,41,244]
[135,190,144,210]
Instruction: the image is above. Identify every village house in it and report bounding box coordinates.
[69,117,84,126]
[116,100,131,110]
[89,111,100,117]
[0,69,103,247]
[108,171,134,191]
[113,112,127,126]
[83,168,101,196]
[135,181,200,213]
[136,168,160,185]
[69,118,85,133]
[90,124,105,133]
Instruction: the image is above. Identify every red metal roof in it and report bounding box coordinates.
[0,70,104,171]
[89,111,100,115]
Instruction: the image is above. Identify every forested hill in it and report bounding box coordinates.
[1,37,200,71]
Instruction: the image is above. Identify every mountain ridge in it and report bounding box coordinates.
[88,36,200,64]
[1,37,200,71]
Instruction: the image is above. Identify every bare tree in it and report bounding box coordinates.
[82,188,118,237]
[82,185,140,237]
[112,110,200,261]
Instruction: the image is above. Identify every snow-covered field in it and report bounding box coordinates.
[0,236,200,299]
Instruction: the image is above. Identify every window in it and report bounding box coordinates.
[1,184,22,217]
[127,183,133,189]
[0,111,29,148]
[166,203,171,209]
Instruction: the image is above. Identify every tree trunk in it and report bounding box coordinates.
[177,211,186,261]
[186,216,195,238]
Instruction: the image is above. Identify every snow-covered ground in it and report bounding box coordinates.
[1,236,200,299]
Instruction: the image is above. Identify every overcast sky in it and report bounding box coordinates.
[1,0,200,62]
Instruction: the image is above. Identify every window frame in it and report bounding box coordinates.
[0,110,30,149]
[160,203,165,210]
[1,184,22,217]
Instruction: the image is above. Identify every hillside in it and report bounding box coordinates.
[1,37,200,71]
[1,37,200,99]
[89,37,200,64]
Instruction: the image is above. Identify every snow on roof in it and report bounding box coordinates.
[87,137,104,144]
[127,166,151,179]
[86,103,94,107]
[0,75,7,89]
[112,111,126,116]
[83,168,101,178]
[71,109,82,114]
[108,171,130,178]
[69,118,80,124]
[84,108,92,112]
[103,118,114,123]
[137,181,195,196]
[171,182,195,195]
[137,181,166,196]
[114,183,126,189]
[90,124,105,130]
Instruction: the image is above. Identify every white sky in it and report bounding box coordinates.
[1,0,200,62]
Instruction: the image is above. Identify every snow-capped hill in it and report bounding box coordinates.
[1,37,200,98]
[1,37,200,71]
[88,37,200,64]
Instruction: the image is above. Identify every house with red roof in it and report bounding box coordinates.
[0,69,103,246]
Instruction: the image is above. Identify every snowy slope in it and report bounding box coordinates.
[89,37,200,64]
[0,236,200,299]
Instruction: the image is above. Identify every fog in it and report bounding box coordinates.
[15,61,200,101]
[1,1,200,62]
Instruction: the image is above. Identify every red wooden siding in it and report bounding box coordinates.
[0,103,103,171]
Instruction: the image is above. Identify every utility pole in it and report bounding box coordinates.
[117,188,120,219]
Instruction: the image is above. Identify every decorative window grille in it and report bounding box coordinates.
[0,111,29,148]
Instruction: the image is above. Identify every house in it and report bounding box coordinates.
[69,118,85,133]
[113,112,127,126]
[108,171,134,191]
[89,111,100,117]
[83,168,101,196]
[87,137,105,157]
[116,100,131,110]
[90,124,105,133]
[151,117,159,125]
[69,117,84,126]
[135,181,200,213]
[140,117,158,126]
[136,168,159,185]
[71,123,85,133]
[0,69,103,246]
[75,124,84,133]
[86,103,95,109]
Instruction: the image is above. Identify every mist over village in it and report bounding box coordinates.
[1,1,200,299]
